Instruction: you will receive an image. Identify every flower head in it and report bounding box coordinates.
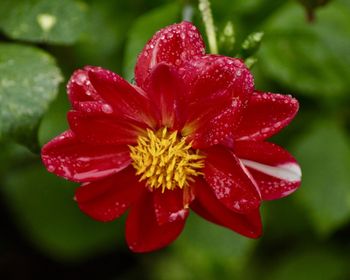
[42,22,301,252]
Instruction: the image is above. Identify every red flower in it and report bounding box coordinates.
[42,22,301,252]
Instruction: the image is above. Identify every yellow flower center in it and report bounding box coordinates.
[129,128,205,192]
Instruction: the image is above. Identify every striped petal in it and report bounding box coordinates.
[235,141,301,200]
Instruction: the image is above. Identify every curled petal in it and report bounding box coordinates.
[143,63,187,130]
[191,179,262,238]
[126,191,186,252]
[235,141,301,200]
[41,130,131,182]
[153,188,189,225]
[86,67,157,127]
[75,167,143,222]
[68,110,146,145]
[67,68,101,109]
[204,146,261,213]
[135,21,205,87]
[234,92,299,141]
[181,56,254,138]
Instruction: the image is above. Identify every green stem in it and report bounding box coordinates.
[198,0,218,54]
[182,3,194,22]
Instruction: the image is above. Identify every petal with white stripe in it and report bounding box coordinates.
[234,141,301,200]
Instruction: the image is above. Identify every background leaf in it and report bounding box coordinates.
[0,43,62,150]
[0,0,87,45]
[257,1,350,97]
[293,120,350,235]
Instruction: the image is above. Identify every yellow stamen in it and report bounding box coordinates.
[129,128,205,192]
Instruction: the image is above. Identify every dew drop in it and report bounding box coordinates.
[76,73,88,85]
[47,165,55,172]
[102,104,113,114]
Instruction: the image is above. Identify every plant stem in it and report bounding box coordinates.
[182,3,194,22]
[198,0,218,54]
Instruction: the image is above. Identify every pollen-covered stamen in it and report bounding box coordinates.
[129,128,205,192]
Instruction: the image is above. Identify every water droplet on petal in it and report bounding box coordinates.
[102,104,113,114]
[76,73,88,85]
[47,165,55,172]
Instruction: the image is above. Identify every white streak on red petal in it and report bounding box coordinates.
[73,166,127,181]
[241,160,301,182]
[150,39,160,69]
[234,141,301,200]
[168,209,188,222]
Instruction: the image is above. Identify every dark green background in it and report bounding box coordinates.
[0,0,350,279]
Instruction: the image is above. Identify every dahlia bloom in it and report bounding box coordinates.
[42,22,301,252]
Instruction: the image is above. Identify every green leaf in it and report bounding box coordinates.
[123,3,180,81]
[0,43,63,149]
[2,162,124,261]
[293,120,350,235]
[0,43,62,150]
[38,89,69,148]
[152,214,256,279]
[0,0,87,45]
[258,1,350,97]
[218,21,236,55]
[239,31,264,59]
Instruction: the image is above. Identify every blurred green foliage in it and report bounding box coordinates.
[0,43,62,151]
[1,0,350,279]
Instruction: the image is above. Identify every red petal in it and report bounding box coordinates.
[234,92,299,141]
[189,99,243,149]
[126,191,186,252]
[143,63,187,129]
[153,188,189,225]
[234,141,301,200]
[87,67,157,128]
[75,167,143,222]
[67,68,101,109]
[181,56,254,138]
[41,130,131,182]
[68,110,146,145]
[203,146,261,213]
[191,179,262,238]
[135,21,205,87]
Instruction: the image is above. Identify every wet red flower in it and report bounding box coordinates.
[42,22,301,252]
